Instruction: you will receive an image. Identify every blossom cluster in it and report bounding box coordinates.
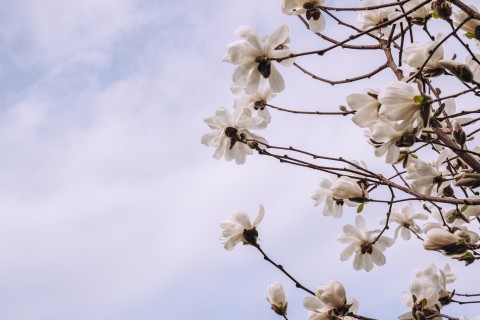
[209,1,480,319]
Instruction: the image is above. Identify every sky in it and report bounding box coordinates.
[0,1,479,319]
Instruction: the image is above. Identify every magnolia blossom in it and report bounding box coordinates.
[337,215,394,272]
[346,88,380,128]
[282,0,327,33]
[405,149,451,196]
[233,79,275,127]
[266,282,288,316]
[312,175,344,218]
[378,81,424,131]
[365,119,410,164]
[304,280,358,320]
[223,25,295,94]
[357,0,395,37]
[423,228,465,252]
[219,204,264,250]
[330,177,368,202]
[383,203,428,240]
[454,5,480,41]
[201,107,266,165]
[392,0,432,25]
[402,34,445,77]
[399,263,456,319]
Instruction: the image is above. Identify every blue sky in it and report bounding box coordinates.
[0,1,479,319]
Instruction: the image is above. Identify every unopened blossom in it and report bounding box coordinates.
[304,280,358,320]
[266,282,288,316]
[378,81,426,131]
[357,0,396,37]
[423,228,466,254]
[201,107,266,165]
[454,5,480,41]
[330,177,368,203]
[383,203,428,240]
[402,34,445,77]
[438,59,474,83]
[366,119,411,164]
[405,149,451,196]
[282,0,327,33]
[337,215,394,272]
[223,25,295,94]
[466,54,480,83]
[346,88,380,128]
[220,204,264,250]
[312,175,344,218]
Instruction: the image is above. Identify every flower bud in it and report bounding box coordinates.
[316,280,347,309]
[438,60,474,83]
[431,0,452,20]
[452,120,466,146]
[423,228,467,255]
[266,282,288,316]
[454,172,480,188]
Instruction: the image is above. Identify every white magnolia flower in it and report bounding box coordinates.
[337,215,394,271]
[312,175,344,219]
[330,177,368,202]
[223,25,295,94]
[366,119,410,164]
[399,263,456,319]
[454,5,480,41]
[220,204,265,250]
[384,203,428,240]
[282,0,327,33]
[405,149,451,196]
[346,88,380,128]
[378,81,424,131]
[423,228,464,252]
[266,282,288,316]
[403,34,445,77]
[400,0,432,24]
[304,280,358,320]
[232,79,275,127]
[201,107,266,165]
[357,0,396,37]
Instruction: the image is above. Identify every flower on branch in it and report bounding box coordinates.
[383,203,428,240]
[365,119,414,164]
[223,25,295,94]
[337,215,394,272]
[454,4,480,41]
[330,177,369,204]
[399,263,456,319]
[438,59,474,83]
[282,0,327,33]
[346,88,380,128]
[219,204,265,250]
[423,227,479,258]
[201,107,267,165]
[389,0,432,26]
[266,281,288,316]
[378,81,429,131]
[403,33,445,77]
[405,149,451,196]
[232,79,275,127]
[303,280,358,320]
[466,53,480,82]
[357,0,396,38]
[312,175,345,219]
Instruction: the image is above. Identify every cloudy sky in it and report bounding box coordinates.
[0,1,478,319]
